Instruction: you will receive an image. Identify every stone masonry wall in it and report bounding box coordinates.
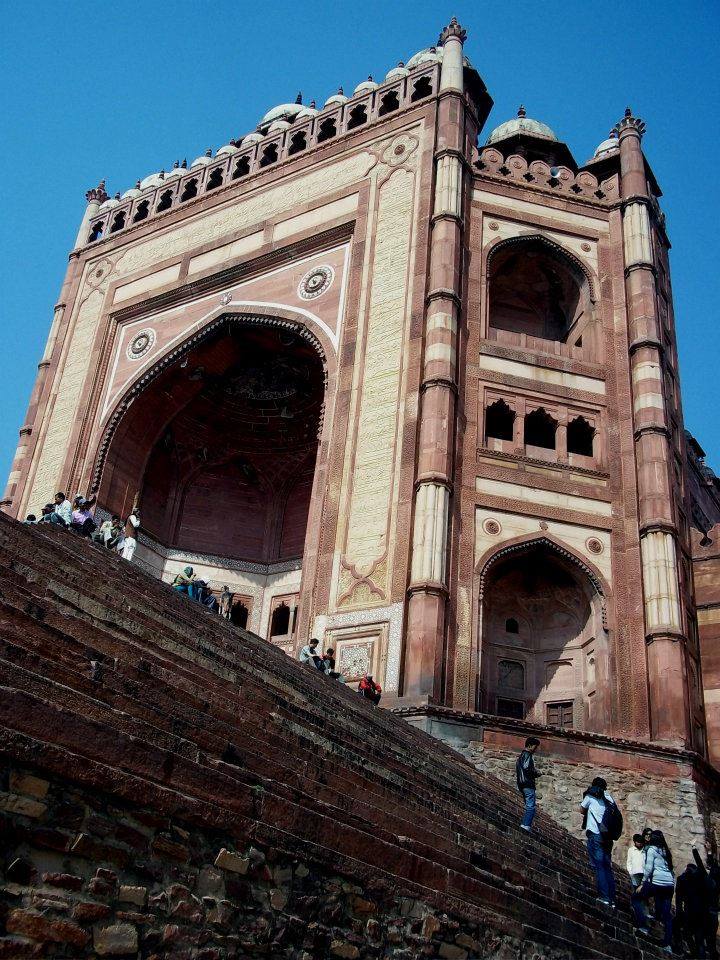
[452,739,720,870]
[0,760,567,960]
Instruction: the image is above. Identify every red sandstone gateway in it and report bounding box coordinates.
[3,14,719,877]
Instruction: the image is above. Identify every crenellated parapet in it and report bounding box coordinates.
[81,61,444,249]
[474,145,618,203]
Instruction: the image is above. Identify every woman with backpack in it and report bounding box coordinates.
[580,776,622,908]
[632,830,675,952]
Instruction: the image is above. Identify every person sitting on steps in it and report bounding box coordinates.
[516,737,542,834]
[298,638,325,671]
[358,673,382,704]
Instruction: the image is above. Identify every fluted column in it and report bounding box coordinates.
[404,18,467,700]
[617,108,690,744]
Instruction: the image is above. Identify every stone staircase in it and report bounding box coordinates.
[0,513,664,958]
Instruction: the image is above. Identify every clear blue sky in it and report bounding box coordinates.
[1,0,718,489]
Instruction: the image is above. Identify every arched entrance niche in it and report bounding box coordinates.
[476,537,611,732]
[486,235,600,361]
[93,312,329,640]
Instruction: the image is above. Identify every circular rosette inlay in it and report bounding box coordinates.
[298,265,334,300]
[126,328,156,361]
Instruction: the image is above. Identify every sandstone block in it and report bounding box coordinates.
[119,884,147,906]
[421,914,441,939]
[215,848,250,874]
[0,937,45,958]
[197,865,225,897]
[270,888,288,910]
[42,872,83,890]
[0,792,47,819]
[9,772,50,799]
[72,901,112,922]
[352,895,377,914]
[7,909,90,948]
[439,943,468,959]
[151,834,189,861]
[94,923,139,956]
[330,942,360,959]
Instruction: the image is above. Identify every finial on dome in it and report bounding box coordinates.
[439,16,467,46]
[614,106,646,138]
[173,160,179,168]
[114,192,121,200]
[337,86,344,95]
[85,179,108,204]
[309,99,316,108]
[517,104,526,118]
[181,158,187,168]
[398,61,405,67]
[135,180,141,189]
[205,148,212,157]
[295,92,302,104]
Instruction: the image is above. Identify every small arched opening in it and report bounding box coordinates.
[567,416,595,458]
[378,91,400,116]
[206,168,224,190]
[347,105,367,129]
[259,144,278,167]
[288,131,307,155]
[87,221,104,243]
[110,211,126,233]
[411,76,433,102]
[524,407,557,451]
[317,118,337,143]
[133,200,150,223]
[180,178,198,202]
[485,399,515,444]
[156,190,173,212]
[232,156,251,179]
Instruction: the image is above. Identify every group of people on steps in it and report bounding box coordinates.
[517,737,719,956]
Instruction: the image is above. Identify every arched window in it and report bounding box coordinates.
[347,105,367,129]
[132,200,150,223]
[567,416,595,457]
[270,603,290,637]
[180,179,198,202]
[259,144,278,167]
[378,91,400,116]
[232,156,250,179]
[230,601,249,629]
[156,190,173,212]
[317,118,337,142]
[206,168,223,190]
[525,408,557,450]
[488,238,591,346]
[485,400,515,442]
[288,131,307,155]
[505,618,519,634]
[110,211,126,233]
[87,222,104,243]
[411,76,433,102]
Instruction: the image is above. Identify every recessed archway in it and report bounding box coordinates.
[477,538,610,732]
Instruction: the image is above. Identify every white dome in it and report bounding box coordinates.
[324,89,348,108]
[594,136,619,158]
[406,46,471,70]
[268,119,291,133]
[353,76,378,95]
[139,173,163,190]
[259,102,304,127]
[121,187,141,200]
[486,109,558,145]
[385,62,409,81]
[190,152,213,168]
[164,165,183,179]
[99,197,120,211]
[296,103,318,120]
[241,131,264,146]
[216,143,239,157]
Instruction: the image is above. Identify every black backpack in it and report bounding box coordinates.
[598,798,624,843]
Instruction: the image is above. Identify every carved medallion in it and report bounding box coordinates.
[298,265,334,300]
[126,328,156,361]
[586,537,604,555]
[483,518,502,536]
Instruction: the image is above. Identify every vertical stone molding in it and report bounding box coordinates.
[622,201,653,268]
[404,18,468,701]
[617,109,690,745]
[74,181,108,249]
[411,482,449,584]
[433,155,463,219]
[640,530,682,631]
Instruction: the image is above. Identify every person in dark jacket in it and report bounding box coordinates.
[516,737,541,833]
[692,847,720,959]
[676,862,710,957]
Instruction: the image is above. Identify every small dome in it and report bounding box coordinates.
[353,76,378,95]
[259,100,304,129]
[216,142,239,157]
[191,150,213,168]
[324,88,348,108]
[385,62,409,82]
[164,165,184,179]
[594,134,619,158]
[405,46,472,70]
[296,100,318,120]
[268,119,292,134]
[139,172,163,190]
[99,196,120,211]
[241,131,264,147]
[121,186,141,200]
[486,106,558,145]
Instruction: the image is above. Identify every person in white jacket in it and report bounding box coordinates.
[626,833,646,889]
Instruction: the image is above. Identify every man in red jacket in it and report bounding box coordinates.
[358,674,382,705]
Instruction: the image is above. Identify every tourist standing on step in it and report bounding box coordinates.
[632,830,675,951]
[580,776,622,907]
[516,737,541,833]
[121,507,140,561]
[219,586,233,620]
